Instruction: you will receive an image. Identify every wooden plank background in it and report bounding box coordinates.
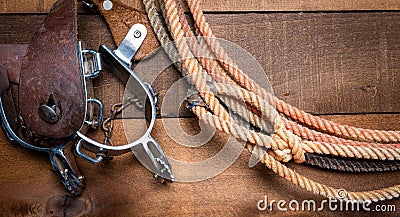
[0,0,400,216]
[1,0,400,13]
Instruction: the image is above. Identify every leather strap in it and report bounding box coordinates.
[18,0,85,139]
[0,44,27,84]
[91,0,160,61]
[0,65,9,93]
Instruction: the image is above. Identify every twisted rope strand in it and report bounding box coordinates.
[161,0,244,128]
[144,0,188,75]
[192,105,400,162]
[173,0,236,86]
[283,117,400,149]
[215,82,400,150]
[218,95,273,133]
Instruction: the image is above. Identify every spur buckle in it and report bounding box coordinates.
[75,24,174,182]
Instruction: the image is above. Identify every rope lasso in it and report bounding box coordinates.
[169,0,400,161]
[141,0,400,201]
[185,0,400,144]
[155,0,400,151]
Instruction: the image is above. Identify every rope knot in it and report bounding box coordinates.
[270,129,305,163]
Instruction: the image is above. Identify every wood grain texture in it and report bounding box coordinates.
[207,12,400,114]
[1,13,399,115]
[0,115,399,216]
[0,0,400,13]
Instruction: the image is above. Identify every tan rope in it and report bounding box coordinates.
[215,82,400,149]
[191,105,400,201]
[192,105,400,161]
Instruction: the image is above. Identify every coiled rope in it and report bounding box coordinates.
[140,0,400,201]
[185,0,400,144]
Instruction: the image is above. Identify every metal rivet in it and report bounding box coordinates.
[133,30,141,38]
[102,0,113,10]
[38,105,60,123]
[38,95,61,123]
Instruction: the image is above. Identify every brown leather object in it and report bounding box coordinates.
[0,65,10,93]
[0,44,27,84]
[92,0,160,61]
[18,0,85,139]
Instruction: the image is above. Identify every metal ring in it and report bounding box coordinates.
[84,98,103,127]
[75,139,104,164]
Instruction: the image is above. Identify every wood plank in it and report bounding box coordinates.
[197,0,400,12]
[0,0,400,14]
[1,13,400,115]
[0,114,399,216]
[207,12,400,114]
